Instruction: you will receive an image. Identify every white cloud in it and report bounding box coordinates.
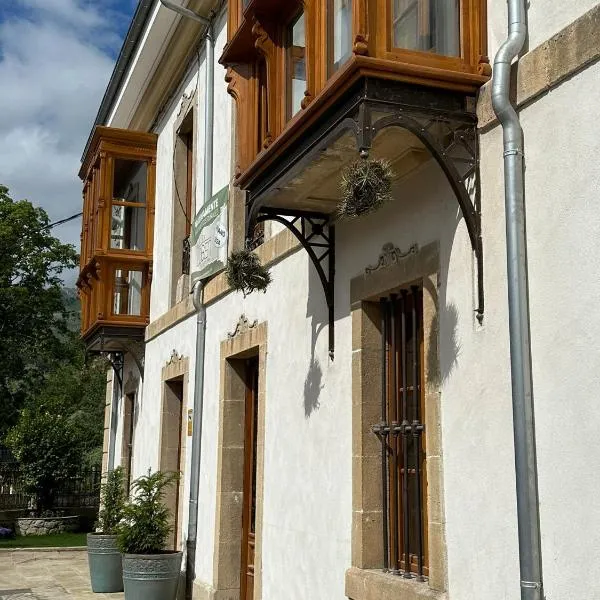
[0,1,130,283]
[17,0,107,29]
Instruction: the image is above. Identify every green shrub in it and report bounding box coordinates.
[339,158,393,218]
[96,467,126,535]
[226,249,272,296]
[117,470,179,554]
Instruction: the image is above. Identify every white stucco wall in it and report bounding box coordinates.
[103,3,600,599]
[487,0,597,60]
[518,59,600,600]
[150,11,230,320]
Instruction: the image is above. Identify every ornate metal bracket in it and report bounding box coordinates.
[353,91,484,322]
[105,351,124,389]
[247,207,336,359]
[99,333,145,378]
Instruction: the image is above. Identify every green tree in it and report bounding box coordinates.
[0,185,78,435]
[32,339,108,463]
[5,396,84,514]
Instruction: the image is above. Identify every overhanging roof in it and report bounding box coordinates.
[81,0,156,163]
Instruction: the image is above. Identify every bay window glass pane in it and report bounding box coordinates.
[287,12,306,119]
[113,159,147,204]
[113,269,143,316]
[331,0,353,73]
[111,204,146,251]
[392,0,459,57]
[111,158,147,251]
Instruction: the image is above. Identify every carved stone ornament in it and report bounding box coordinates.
[177,91,194,120]
[166,349,183,366]
[228,314,258,338]
[365,243,419,275]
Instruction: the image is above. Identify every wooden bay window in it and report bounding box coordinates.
[77,127,156,346]
[286,10,307,120]
[328,0,353,75]
[221,0,489,184]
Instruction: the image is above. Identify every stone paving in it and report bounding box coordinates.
[0,548,124,600]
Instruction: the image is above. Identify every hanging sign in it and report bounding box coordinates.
[190,185,229,284]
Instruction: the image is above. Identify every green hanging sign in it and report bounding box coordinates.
[190,185,229,283]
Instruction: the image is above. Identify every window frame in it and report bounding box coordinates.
[379,0,482,73]
[108,261,148,320]
[286,9,308,121]
[327,0,354,76]
[348,242,447,599]
[107,154,152,255]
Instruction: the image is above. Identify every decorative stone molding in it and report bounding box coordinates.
[214,321,268,600]
[348,243,447,597]
[177,91,194,121]
[227,314,259,338]
[365,243,418,275]
[477,4,600,130]
[166,349,183,366]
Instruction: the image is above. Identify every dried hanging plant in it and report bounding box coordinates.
[226,249,272,297]
[339,158,394,219]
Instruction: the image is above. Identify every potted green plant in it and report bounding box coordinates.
[117,470,181,600]
[88,466,126,593]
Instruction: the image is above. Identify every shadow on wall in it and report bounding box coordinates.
[423,268,461,388]
[304,259,329,418]
[427,302,461,387]
[304,357,324,418]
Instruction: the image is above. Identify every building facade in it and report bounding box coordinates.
[77,1,600,599]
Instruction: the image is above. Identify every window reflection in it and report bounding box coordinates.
[287,12,306,119]
[329,0,353,74]
[392,0,459,57]
[113,269,143,316]
[111,159,147,251]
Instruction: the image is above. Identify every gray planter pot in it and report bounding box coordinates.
[87,533,124,593]
[122,551,182,600]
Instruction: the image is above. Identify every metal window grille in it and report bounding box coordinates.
[248,222,265,250]
[372,287,427,579]
[182,235,191,275]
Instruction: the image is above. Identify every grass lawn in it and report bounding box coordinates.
[0,532,87,548]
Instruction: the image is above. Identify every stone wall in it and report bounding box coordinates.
[15,515,80,536]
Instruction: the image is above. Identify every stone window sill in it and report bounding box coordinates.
[345,567,447,600]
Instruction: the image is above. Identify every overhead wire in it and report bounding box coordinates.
[43,212,83,230]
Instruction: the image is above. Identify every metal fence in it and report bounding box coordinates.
[0,462,101,511]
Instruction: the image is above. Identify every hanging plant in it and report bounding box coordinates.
[226,249,272,297]
[339,158,394,219]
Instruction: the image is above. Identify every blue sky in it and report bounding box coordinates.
[0,0,138,282]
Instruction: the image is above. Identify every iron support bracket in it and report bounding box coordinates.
[247,207,336,360]
[355,101,484,322]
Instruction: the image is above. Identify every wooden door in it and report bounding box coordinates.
[122,393,135,493]
[160,378,184,550]
[240,358,259,600]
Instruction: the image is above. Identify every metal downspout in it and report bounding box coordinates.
[187,282,207,599]
[491,2,544,599]
[158,3,215,598]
